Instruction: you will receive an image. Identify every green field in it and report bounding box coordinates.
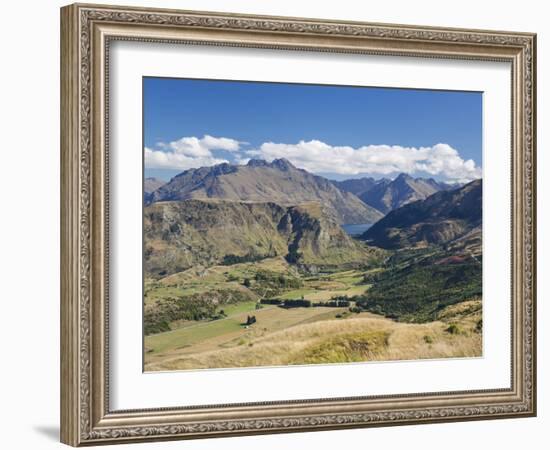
[146,316,244,355]
[144,258,370,334]
[144,258,375,366]
[277,284,370,301]
[145,304,344,362]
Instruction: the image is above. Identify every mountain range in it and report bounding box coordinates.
[332,177,382,199]
[146,159,458,225]
[334,173,455,214]
[144,177,166,203]
[148,158,383,224]
[144,177,165,193]
[362,179,482,249]
[144,159,482,277]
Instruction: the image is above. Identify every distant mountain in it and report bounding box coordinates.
[144,177,166,193]
[332,177,382,198]
[144,177,166,203]
[144,200,383,278]
[357,173,455,214]
[361,179,482,249]
[149,159,383,224]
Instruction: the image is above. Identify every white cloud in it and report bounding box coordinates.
[144,147,229,170]
[200,135,241,152]
[145,135,241,170]
[145,135,482,182]
[246,140,481,182]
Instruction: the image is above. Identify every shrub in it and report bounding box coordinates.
[244,315,257,326]
[222,253,265,265]
[285,247,302,264]
[446,323,461,335]
[144,320,170,335]
[282,299,312,308]
[423,335,434,344]
[260,298,282,305]
[475,318,483,333]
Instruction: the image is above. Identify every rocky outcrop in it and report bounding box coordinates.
[144,199,380,278]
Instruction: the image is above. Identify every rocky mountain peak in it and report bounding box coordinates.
[270,158,295,171]
[394,172,414,183]
[246,159,270,168]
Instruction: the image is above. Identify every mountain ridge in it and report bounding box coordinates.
[148,159,383,224]
[332,173,457,214]
[332,177,385,198]
[361,179,482,249]
[144,199,383,278]
[144,177,166,193]
[361,173,455,213]
[144,177,166,203]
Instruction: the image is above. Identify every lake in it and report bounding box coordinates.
[341,223,373,237]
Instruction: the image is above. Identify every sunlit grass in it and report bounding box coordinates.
[146,302,482,371]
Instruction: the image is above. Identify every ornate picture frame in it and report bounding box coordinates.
[60,3,536,446]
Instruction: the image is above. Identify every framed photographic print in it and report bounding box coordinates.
[60,3,537,446]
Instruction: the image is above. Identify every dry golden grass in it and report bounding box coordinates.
[436,298,482,322]
[293,201,323,218]
[145,305,482,372]
[304,285,370,301]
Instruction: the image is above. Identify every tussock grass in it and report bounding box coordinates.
[294,330,390,364]
[145,308,482,371]
[436,298,482,322]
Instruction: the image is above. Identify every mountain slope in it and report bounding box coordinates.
[359,173,452,214]
[149,159,383,224]
[144,177,166,203]
[332,177,381,198]
[361,179,482,249]
[144,199,382,278]
[144,177,166,193]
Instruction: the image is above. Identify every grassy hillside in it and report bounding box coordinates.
[353,246,482,322]
[144,199,384,278]
[144,244,482,370]
[145,299,481,371]
[144,257,383,336]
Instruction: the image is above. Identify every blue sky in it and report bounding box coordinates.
[144,77,482,182]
